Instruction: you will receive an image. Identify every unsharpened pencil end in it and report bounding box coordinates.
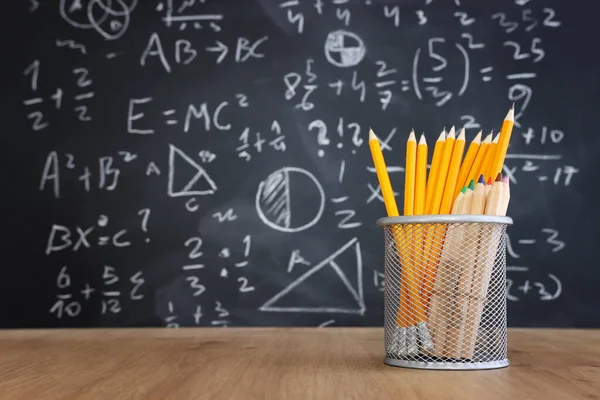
[408,130,416,142]
[418,134,427,146]
[478,174,485,184]
[369,129,378,142]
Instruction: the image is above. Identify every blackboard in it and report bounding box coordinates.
[3,0,600,329]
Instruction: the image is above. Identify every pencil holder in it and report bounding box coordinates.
[376,215,513,370]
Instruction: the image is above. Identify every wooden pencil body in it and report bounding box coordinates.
[461,182,506,359]
[446,185,487,358]
[461,225,502,359]
[444,222,479,357]
[426,223,463,357]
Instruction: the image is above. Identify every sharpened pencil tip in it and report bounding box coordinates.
[408,131,416,142]
[447,126,456,140]
[457,127,466,141]
[478,174,485,184]
[369,129,378,141]
[437,130,446,142]
[492,132,500,143]
[487,177,492,185]
[419,134,427,145]
[495,173,502,182]
[468,179,475,190]
[483,133,492,144]
[506,106,515,122]
[502,176,510,185]
[461,186,467,194]
[473,130,482,144]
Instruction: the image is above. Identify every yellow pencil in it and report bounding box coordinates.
[413,134,428,305]
[370,129,408,333]
[369,129,399,217]
[404,131,417,216]
[466,132,492,186]
[402,132,430,351]
[455,130,481,199]
[482,132,500,180]
[425,129,446,213]
[421,127,455,307]
[428,127,455,214]
[440,127,466,214]
[415,134,428,215]
[489,106,515,179]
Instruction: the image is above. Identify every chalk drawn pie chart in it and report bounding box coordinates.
[324,30,366,68]
[256,167,325,233]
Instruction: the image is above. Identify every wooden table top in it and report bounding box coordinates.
[0,328,598,399]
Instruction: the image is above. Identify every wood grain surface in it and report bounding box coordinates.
[0,328,598,399]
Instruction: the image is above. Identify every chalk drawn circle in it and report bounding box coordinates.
[88,0,131,40]
[60,0,110,29]
[324,30,366,68]
[255,167,325,233]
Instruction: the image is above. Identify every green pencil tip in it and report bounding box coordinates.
[468,180,475,190]
[461,186,467,194]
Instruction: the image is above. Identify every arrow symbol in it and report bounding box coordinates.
[206,41,228,64]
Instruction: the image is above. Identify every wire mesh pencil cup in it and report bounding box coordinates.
[377,215,513,370]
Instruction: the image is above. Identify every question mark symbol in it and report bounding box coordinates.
[137,208,151,243]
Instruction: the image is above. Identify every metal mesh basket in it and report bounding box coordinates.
[376,215,513,370]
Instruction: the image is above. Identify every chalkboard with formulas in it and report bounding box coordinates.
[2,0,600,329]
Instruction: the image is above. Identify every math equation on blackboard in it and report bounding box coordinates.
[17,0,581,327]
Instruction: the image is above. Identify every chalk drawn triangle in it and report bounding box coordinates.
[167,144,217,197]
[259,238,365,315]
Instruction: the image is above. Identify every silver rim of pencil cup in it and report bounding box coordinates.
[384,358,510,371]
[376,215,513,226]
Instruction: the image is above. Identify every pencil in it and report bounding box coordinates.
[482,133,500,181]
[413,134,428,290]
[428,182,473,356]
[425,130,446,213]
[369,129,399,217]
[440,127,466,214]
[415,134,428,215]
[466,132,492,187]
[455,130,482,199]
[428,126,455,214]
[370,130,410,354]
[447,175,487,357]
[402,132,432,354]
[462,173,506,359]
[420,127,456,307]
[401,131,417,346]
[500,176,510,215]
[404,131,417,216]
[489,106,515,179]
